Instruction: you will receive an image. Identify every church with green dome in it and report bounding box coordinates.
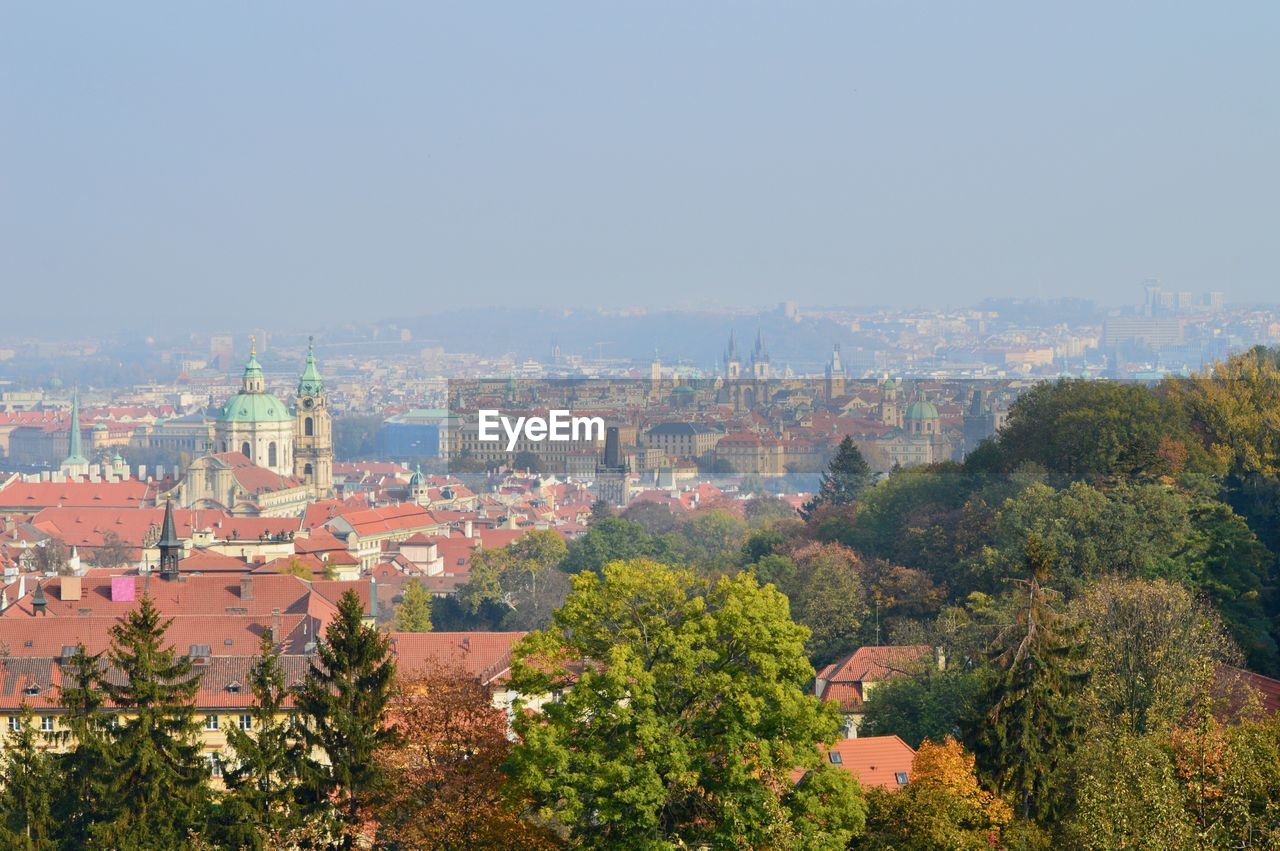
[210,338,333,497]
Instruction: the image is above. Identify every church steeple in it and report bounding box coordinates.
[61,389,89,475]
[294,337,334,498]
[157,498,182,581]
[297,337,324,396]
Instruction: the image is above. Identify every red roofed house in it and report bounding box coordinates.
[389,631,532,714]
[816,645,940,736]
[325,503,448,568]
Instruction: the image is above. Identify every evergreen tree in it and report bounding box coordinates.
[975,537,1088,822]
[52,644,114,848]
[217,629,303,849]
[802,436,873,518]
[0,705,56,849]
[393,578,433,632]
[93,595,209,848]
[297,589,397,845]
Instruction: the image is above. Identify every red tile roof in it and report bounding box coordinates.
[389,631,525,686]
[816,645,933,712]
[821,736,916,790]
[0,574,314,619]
[209,452,303,495]
[0,478,154,509]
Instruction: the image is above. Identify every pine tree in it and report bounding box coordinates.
[802,436,873,518]
[297,590,397,846]
[217,629,303,849]
[52,644,114,847]
[394,579,433,632]
[93,595,210,848]
[0,705,56,849]
[976,536,1089,822]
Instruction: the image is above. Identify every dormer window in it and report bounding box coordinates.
[226,681,242,694]
[23,684,41,696]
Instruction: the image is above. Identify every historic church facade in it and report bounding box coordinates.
[176,339,333,516]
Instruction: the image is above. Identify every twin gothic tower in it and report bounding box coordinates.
[212,338,333,498]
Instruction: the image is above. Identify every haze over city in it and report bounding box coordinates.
[3,2,1278,331]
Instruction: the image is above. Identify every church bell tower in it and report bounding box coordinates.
[294,338,334,498]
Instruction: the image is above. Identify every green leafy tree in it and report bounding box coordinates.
[802,436,873,519]
[296,590,397,845]
[94,595,209,848]
[394,578,434,632]
[459,529,570,630]
[1070,577,1238,735]
[859,665,991,749]
[782,542,869,666]
[780,765,868,850]
[0,705,56,849]
[217,629,304,849]
[507,560,863,848]
[978,379,1208,485]
[560,516,669,574]
[975,539,1088,822]
[673,509,747,575]
[1061,731,1194,850]
[52,645,114,847]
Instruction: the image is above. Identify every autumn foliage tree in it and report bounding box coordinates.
[862,737,1011,850]
[375,663,558,850]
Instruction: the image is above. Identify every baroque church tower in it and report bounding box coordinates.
[294,338,333,498]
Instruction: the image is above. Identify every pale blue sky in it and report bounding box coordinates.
[2,2,1277,330]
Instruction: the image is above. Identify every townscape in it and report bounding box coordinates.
[0,313,1279,847]
[5,2,1280,847]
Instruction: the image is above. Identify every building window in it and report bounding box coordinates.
[239,714,253,730]
[895,772,909,786]
[305,417,314,436]
[40,716,54,733]
[304,463,313,476]
[828,752,842,764]
[241,442,251,459]
[204,715,219,731]
[268,442,278,467]
[6,717,18,732]
[206,753,222,779]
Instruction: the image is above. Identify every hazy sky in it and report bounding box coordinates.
[2,3,1277,331]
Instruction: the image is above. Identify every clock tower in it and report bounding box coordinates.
[294,338,334,498]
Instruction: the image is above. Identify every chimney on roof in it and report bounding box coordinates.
[271,608,282,644]
[463,519,473,539]
[18,575,25,600]
[240,576,254,601]
[369,576,379,620]
[1,589,7,611]
[61,575,82,601]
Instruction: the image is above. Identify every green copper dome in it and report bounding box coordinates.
[905,400,939,421]
[219,340,293,423]
[220,392,292,423]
